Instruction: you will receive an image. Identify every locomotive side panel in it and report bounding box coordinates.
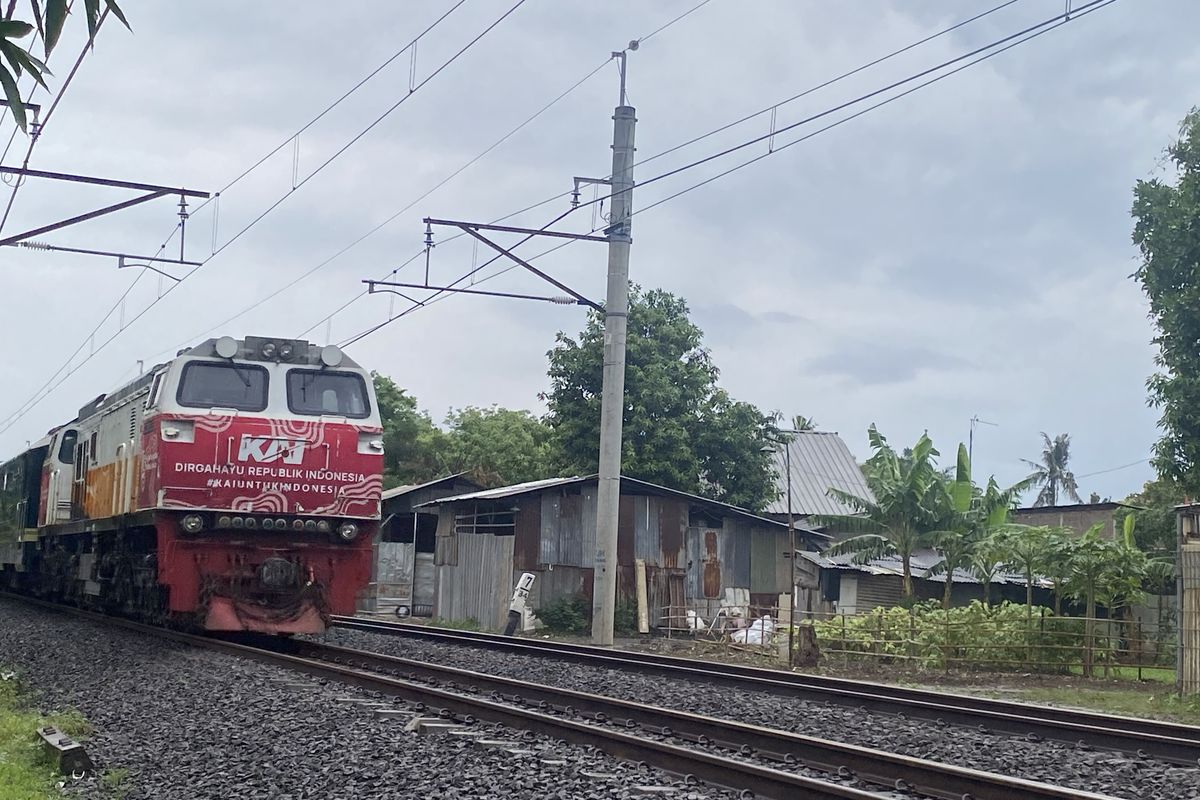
[78,393,146,520]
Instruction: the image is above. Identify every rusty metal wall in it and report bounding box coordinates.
[530,565,593,610]
[433,533,514,630]
[686,521,752,602]
[539,488,595,569]
[513,502,541,571]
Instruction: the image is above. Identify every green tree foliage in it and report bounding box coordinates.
[791,415,818,432]
[545,286,779,510]
[995,524,1056,619]
[372,373,443,488]
[440,406,553,488]
[1,0,128,130]
[1133,109,1200,495]
[819,426,944,599]
[1062,524,1147,676]
[1022,432,1082,507]
[1116,478,1186,559]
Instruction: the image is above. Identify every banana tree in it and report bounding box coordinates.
[818,425,943,600]
[929,446,1033,609]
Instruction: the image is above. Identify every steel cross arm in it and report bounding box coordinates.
[8,241,202,266]
[366,279,591,307]
[453,225,603,311]
[0,166,209,198]
[424,217,609,243]
[0,190,170,247]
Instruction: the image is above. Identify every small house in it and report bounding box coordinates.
[404,475,827,631]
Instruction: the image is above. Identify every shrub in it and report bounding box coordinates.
[536,594,591,634]
[614,599,639,634]
[813,600,1094,672]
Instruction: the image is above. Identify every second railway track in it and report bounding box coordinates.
[0,594,1124,800]
[332,615,1200,766]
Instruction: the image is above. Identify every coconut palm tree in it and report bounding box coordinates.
[1023,432,1082,507]
[818,426,944,599]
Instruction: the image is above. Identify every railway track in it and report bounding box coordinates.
[2,595,1119,800]
[332,615,1200,765]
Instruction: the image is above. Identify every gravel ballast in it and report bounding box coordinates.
[321,626,1200,800]
[0,599,736,799]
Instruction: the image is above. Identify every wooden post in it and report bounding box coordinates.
[634,558,650,634]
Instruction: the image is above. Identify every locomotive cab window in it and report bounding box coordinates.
[287,370,369,418]
[57,429,77,464]
[177,362,269,412]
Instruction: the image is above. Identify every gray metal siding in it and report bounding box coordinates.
[633,495,661,563]
[434,533,514,630]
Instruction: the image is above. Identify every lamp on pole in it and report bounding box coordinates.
[764,435,796,668]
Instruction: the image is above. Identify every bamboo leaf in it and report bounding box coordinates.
[0,62,27,131]
[43,0,68,54]
[104,0,130,30]
[0,21,35,38]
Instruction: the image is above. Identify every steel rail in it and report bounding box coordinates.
[291,638,1116,800]
[0,595,888,799]
[332,616,1200,764]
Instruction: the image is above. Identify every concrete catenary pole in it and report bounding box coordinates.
[592,52,636,646]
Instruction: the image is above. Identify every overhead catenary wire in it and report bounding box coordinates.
[0,2,527,436]
[332,0,1117,349]
[305,0,1029,342]
[165,54,613,355]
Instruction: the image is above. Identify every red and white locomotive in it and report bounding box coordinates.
[0,335,383,634]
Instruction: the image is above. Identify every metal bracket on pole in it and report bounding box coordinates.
[0,166,209,251]
[367,279,590,308]
[422,218,605,311]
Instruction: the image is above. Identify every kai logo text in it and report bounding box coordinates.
[237,435,306,465]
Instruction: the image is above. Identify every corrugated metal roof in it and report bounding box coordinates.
[415,474,828,536]
[765,431,874,517]
[798,547,1040,587]
[381,472,477,501]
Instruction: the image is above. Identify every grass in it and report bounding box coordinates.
[1063,664,1175,683]
[974,684,1200,724]
[0,671,95,800]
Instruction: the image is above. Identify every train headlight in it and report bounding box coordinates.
[261,341,277,359]
[262,519,274,531]
[304,520,318,532]
[292,519,305,531]
[217,515,232,528]
[316,520,331,534]
[181,514,204,534]
[278,343,294,361]
[336,522,359,542]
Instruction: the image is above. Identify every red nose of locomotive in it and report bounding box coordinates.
[139,336,383,633]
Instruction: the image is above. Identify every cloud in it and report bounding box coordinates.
[0,0,1192,507]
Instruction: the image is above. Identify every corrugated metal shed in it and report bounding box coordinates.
[765,431,874,517]
[419,474,825,538]
[798,548,1040,586]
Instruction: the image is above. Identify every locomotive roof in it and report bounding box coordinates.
[73,336,365,422]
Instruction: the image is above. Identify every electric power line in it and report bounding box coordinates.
[1075,458,1151,480]
[0,1,527,436]
[161,54,613,356]
[332,0,1117,348]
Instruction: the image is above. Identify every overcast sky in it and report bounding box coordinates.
[0,0,1194,502]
